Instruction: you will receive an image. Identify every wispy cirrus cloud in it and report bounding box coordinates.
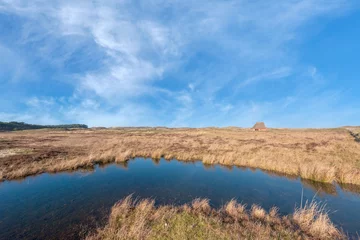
[237,67,293,89]
[0,0,358,127]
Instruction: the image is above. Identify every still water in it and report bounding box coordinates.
[0,158,359,239]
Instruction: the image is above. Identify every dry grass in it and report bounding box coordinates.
[251,205,266,220]
[0,127,360,185]
[294,201,342,239]
[0,148,33,158]
[86,196,345,240]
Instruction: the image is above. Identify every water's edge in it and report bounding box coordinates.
[1,158,359,239]
[3,157,360,196]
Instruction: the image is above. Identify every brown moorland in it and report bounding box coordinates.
[0,127,360,185]
[86,195,345,240]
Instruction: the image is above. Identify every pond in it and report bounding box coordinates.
[0,158,359,239]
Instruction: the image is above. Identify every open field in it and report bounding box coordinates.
[87,196,344,240]
[0,127,360,185]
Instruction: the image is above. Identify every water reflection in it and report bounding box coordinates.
[203,163,215,170]
[339,183,360,196]
[147,158,360,196]
[301,179,337,196]
[117,161,129,169]
[262,169,298,181]
[220,165,233,171]
[152,158,161,165]
[1,158,359,239]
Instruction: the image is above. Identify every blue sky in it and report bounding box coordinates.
[0,0,359,128]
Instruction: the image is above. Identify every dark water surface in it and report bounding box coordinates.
[0,158,359,239]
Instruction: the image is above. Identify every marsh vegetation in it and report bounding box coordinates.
[1,127,360,185]
[87,196,344,240]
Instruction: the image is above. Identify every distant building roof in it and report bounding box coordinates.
[252,122,267,129]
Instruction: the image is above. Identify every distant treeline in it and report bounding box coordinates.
[0,121,88,131]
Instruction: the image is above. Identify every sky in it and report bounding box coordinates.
[0,0,359,128]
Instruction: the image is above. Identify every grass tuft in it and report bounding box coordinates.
[87,196,345,240]
[224,199,246,219]
[251,204,266,220]
[293,201,343,239]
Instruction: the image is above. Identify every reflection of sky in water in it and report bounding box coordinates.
[0,158,359,239]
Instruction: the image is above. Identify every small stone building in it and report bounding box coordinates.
[252,122,267,131]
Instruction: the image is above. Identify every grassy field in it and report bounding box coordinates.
[0,127,360,185]
[86,196,344,240]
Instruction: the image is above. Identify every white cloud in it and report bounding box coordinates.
[0,112,61,125]
[63,102,159,127]
[0,0,357,127]
[26,97,55,108]
[0,44,34,82]
[80,62,164,99]
[219,104,234,113]
[238,67,293,89]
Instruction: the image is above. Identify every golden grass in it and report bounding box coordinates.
[0,148,33,158]
[86,196,345,240]
[0,127,360,185]
[294,201,342,239]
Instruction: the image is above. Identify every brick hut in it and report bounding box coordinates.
[252,122,267,131]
